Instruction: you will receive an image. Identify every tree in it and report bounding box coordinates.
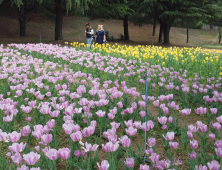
[87,0,131,40]
[130,0,222,44]
[0,0,90,40]
[41,0,90,40]
[18,1,35,36]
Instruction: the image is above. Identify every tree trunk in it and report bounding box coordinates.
[18,4,28,36]
[152,19,156,36]
[55,0,63,40]
[123,15,129,40]
[158,24,163,43]
[219,33,221,44]
[187,25,189,43]
[210,22,214,29]
[163,23,171,44]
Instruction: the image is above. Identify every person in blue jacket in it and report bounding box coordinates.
[85,23,94,49]
[95,24,106,48]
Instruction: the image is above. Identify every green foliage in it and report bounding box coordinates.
[87,0,132,20]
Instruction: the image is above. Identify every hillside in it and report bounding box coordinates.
[0,5,220,48]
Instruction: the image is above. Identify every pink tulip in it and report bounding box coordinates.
[162,125,167,130]
[207,160,220,170]
[213,122,221,130]
[11,152,22,165]
[64,106,74,116]
[141,120,154,131]
[147,138,156,147]
[102,141,119,152]
[46,119,55,129]
[58,148,71,159]
[70,131,82,142]
[188,151,197,159]
[28,101,36,108]
[179,109,191,116]
[162,107,169,114]
[199,124,208,133]
[17,165,29,170]
[74,150,81,157]
[21,125,31,136]
[188,125,197,133]
[126,126,137,136]
[149,153,159,163]
[6,152,11,158]
[209,133,215,140]
[195,107,207,115]
[49,110,60,117]
[145,148,153,154]
[20,105,32,113]
[182,86,190,93]
[138,101,146,108]
[190,140,198,149]
[46,92,51,97]
[0,132,8,142]
[82,126,95,137]
[169,141,179,149]
[97,160,110,170]
[82,150,86,157]
[119,135,131,147]
[117,101,123,108]
[140,164,150,170]
[9,142,26,153]
[133,121,141,129]
[215,140,222,148]
[124,158,134,168]
[45,148,59,160]
[82,142,99,152]
[168,116,173,123]
[210,108,217,114]
[40,134,53,145]
[158,116,167,124]
[8,131,21,142]
[124,120,133,127]
[153,100,159,107]
[16,90,23,97]
[139,111,145,117]
[163,132,175,140]
[3,115,13,122]
[215,148,222,157]
[40,105,51,115]
[23,152,40,165]
[216,115,222,123]
[110,122,120,129]
[27,117,32,122]
[96,110,106,117]
[35,146,40,152]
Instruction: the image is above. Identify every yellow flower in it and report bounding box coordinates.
[220,72,222,76]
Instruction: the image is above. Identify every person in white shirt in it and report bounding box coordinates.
[85,23,94,49]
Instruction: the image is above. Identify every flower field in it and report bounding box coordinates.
[0,42,222,170]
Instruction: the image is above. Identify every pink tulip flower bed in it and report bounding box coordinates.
[0,43,222,170]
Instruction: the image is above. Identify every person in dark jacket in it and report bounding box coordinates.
[95,24,106,48]
[85,23,94,49]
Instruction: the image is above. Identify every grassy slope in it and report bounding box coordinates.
[0,6,220,48]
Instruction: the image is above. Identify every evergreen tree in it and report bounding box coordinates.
[87,0,131,40]
[130,0,222,44]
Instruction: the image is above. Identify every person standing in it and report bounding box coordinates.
[85,23,94,49]
[95,24,106,48]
